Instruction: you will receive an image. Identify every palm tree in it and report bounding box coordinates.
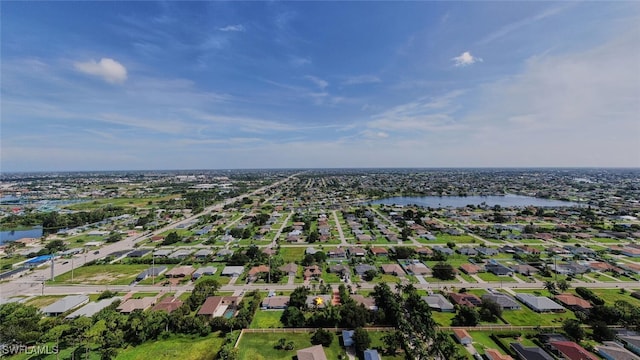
[557,279,570,292]
[543,280,557,294]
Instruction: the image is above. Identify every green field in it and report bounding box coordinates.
[116,332,226,360]
[62,196,177,210]
[500,305,575,326]
[237,331,346,360]
[279,247,306,263]
[249,310,284,328]
[50,264,150,285]
[24,295,65,308]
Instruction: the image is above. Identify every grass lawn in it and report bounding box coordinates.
[237,331,346,360]
[279,247,306,263]
[589,288,640,306]
[431,311,456,326]
[500,305,575,326]
[368,331,406,360]
[468,331,537,355]
[249,310,284,328]
[24,295,65,308]
[49,264,150,285]
[475,273,516,283]
[116,332,226,360]
[458,273,477,283]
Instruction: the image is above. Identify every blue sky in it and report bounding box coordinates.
[2,1,639,171]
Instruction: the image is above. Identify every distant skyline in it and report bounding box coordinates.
[2,2,639,171]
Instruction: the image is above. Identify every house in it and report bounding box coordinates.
[596,341,640,360]
[197,296,239,317]
[348,247,367,257]
[261,296,289,309]
[329,264,351,278]
[549,341,598,360]
[343,330,355,346]
[370,247,388,257]
[433,246,454,255]
[449,292,482,307]
[363,349,381,360]
[128,249,151,258]
[356,234,373,242]
[216,249,233,257]
[351,295,378,311]
[415,247,433,256]
[304,265,322,280]
[165,265,196,278]
[117,297,157,314]
[328,247,347,259]
[422,294,454,312]
[152,297,184,313]
[306,246,319,255]
[458,247,478,256]
[306,295,332,309]
[297,345,327,360]
[152,249,173,257]
[402,260,432,276]
[511,264,539,276]
[460,263,482,275]
[477,247,499,256]
[482,293,521,310]
[485,349,514,360]
[617,335,640,356]
[66,297,121,319]
[169,249,193,259]
[136,266,167,282]
[554,294,592,312]
[510,343,554,360]
[453,329,472,345]
[515,293,565,313]
[380,264,406,276]
[221,266,244,277]
[486,263,513,276]
[247,265,270,281]
[193,249,212,259]
[279,263,298,276]
[192,266,217,280]
[42,295,90,316]
[354,264,377,276]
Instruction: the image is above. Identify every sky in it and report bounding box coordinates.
[1,1,639,171]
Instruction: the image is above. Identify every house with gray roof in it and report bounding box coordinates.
[482,293,521,310]
[152,249,173,257]
[136,265,168,281]
[66,297,121,319]
[486,263,513,276]
[364,349,381,360]
[221,266,244,277]
[169,249,193,259]
[193,249,212,259]
[511,343,554,360]
[42,295,89,316]
[355,264,377,276]
[596,341,640,360]
[433,246,454,255]
[422,294,454,312]
[515,293,565,313]
[192,266,217,280]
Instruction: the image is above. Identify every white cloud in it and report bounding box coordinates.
[219,24,245,32]
[452,51,482,67]
[305,75,329,89]
[343,75,381,85]
[74,58,128,84]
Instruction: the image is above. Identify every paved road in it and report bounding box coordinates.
[17,280,640,297]
[0,173,303,299]
[332,210,348,246]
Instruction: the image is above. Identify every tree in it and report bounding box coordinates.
[479,298,502,322]
[162,232,180,245]
[353,327,371,355]
[557,279,570,292]
[543,281,558,294]
[393,247,414,260]
[562,319,585,342]
[382,330,403,356]
[288,286,310,309]
[311,328,333,347]
[313,251,327,263]
[451,306,479,326]
[45,239,67,254]
[281,306,306,327]
[432,262,456,280]
[106,231,123,243]
[0,303,43,345]
[363,269,378,281]
[187,278,220,311]
[591,321,615,342]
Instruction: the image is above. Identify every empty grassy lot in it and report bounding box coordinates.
[116,332,226,360]
[249,310,284,328]
[279,247,306,263]
[237,331,346,360]
[49,264,150,285]
[500,304,576,326]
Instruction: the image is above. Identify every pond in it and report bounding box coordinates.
[0,227,44,244]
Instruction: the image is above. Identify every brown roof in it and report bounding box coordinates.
[550,341,598,360]
[279,263,298,273]
[297,345,327,360]
[453,329,471,340]
[351,294,377,309]
[380,264,406,275]
[370,247,388,254]
[554,294,592,309]
[485,349,514,360]
[460,263,481,274]
[197,296,239,316]
[152,297,184,313]
[415,247,433,255]
[449,293,481,307]
[248,265,270,276]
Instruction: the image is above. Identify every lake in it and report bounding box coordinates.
[369,194,581,208]
[0,227,44,244]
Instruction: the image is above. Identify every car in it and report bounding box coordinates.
[93,250,100,255]
[62,261,69,265]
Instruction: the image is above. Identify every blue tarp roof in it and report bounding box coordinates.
[26,255,53,264]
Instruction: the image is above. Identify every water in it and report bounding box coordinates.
[0,227,44,244]
[369,194,581,208]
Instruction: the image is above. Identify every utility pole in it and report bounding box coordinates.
[71,256,74,282]
[152,254,155,285]
[50,253,55,281]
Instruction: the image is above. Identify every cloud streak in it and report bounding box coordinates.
[452,52,482,67]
